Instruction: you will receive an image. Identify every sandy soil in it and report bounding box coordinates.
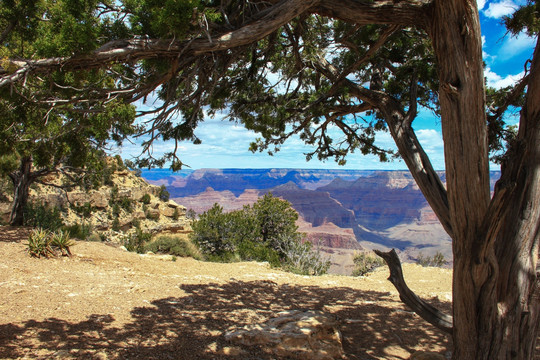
[1,226,456,359]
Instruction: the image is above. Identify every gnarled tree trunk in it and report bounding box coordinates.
[420,1,540,358]
[9,156,33,226]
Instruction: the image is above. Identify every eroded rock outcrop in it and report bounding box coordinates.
[0,165,191,241]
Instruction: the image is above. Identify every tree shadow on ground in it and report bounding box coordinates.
[0,226,31,243]
[0,280,452,359]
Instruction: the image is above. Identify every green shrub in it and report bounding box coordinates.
[123,228,152,253]
[279,236,331,276]
[417,251,447,267]
[26,228,54,258]
[141,193,151,204]
[190,204,238,257]
[112,218,121,231]
[146,210,160,221]
[86,232,103,242]
[24,202,64,231]
[158,185,170,202]
[72,202,94,219]
[237,239,281,267]
[189,196,329,274]
[63,223,92,240]
[109,186,119,205]
[172,207,179,220]
[144,236,202,259]
[112,203,121,217]
[352,252,386,276]
[50,230,75,256]
[120,197,134,213]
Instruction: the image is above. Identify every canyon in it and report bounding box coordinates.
[145,168,501,273]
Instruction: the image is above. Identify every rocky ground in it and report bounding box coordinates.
[0,226,457,360]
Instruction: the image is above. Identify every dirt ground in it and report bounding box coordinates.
[1,226,456,359]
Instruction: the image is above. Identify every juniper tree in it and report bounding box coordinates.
[0,0,539,358]
[0,0,137,225]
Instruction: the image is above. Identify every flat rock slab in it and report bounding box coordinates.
[225,309,344,360]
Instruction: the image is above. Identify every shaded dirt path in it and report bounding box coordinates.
[0,226,455,359]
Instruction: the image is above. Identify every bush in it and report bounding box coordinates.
[189,196,329,275]
[120,197,134,213]
[417,251,447,267]
[63,223,92,240]
[279,236,331,275]
[141,193,151,204]
[123,228,152,253]
[50,230,75,256]
[352,252,386,276]
[26,228,54,258]
[172,207,179,220]
[72,202,94,219]
[24,202,64,231]
[158,185,170,202]
[144,236,202,259]
[86,232,103,242]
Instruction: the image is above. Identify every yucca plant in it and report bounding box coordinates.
[26,228,54,258]
[50,230,75,256]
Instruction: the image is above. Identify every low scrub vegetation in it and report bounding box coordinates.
[352,252,386,276]
[144,235,202,260]
[26,228,75,258]
[122,228,152,253]
[24,202,65,232]
[190,193,330,275]
[417,251,447,268]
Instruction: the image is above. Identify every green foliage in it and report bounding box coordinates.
[141,193,151,204]
[112,218,121,232]
[417,251,447,268]
[144,235,202,259]
[279,237,331,276]
[145,210,160,221]
[172,207,179,220]
[120,197,134,213]
[72,202,94,219]
[86,232,103,242]
[23,202,64,232]
[63,223,92,240]
[503,0,540,36]
[26,228,75,258]
[158,185,170,202]
[352,252,386,276]
[123,228,153,254]
[190,194,329,274]
[26,228,55,258]
[50,230,75,256]
[190,203,237,256]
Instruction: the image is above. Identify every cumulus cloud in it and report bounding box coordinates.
[484,0,520,18]
[485,67,524,88]
[477,0,487,10]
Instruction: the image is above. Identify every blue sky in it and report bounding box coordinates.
[119,1,536,170]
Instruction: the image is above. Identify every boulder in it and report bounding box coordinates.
[90,191,109,209]
[225,310,343,360]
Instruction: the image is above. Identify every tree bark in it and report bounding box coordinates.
[488,35,540,359]
[9,156,33,226]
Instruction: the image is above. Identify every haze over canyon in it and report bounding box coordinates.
[143,168,500,274]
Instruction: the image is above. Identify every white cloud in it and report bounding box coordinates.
[477,0,487,10]
[485,67,524,88]
[497,32,537,60]
[484,0,519,18]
